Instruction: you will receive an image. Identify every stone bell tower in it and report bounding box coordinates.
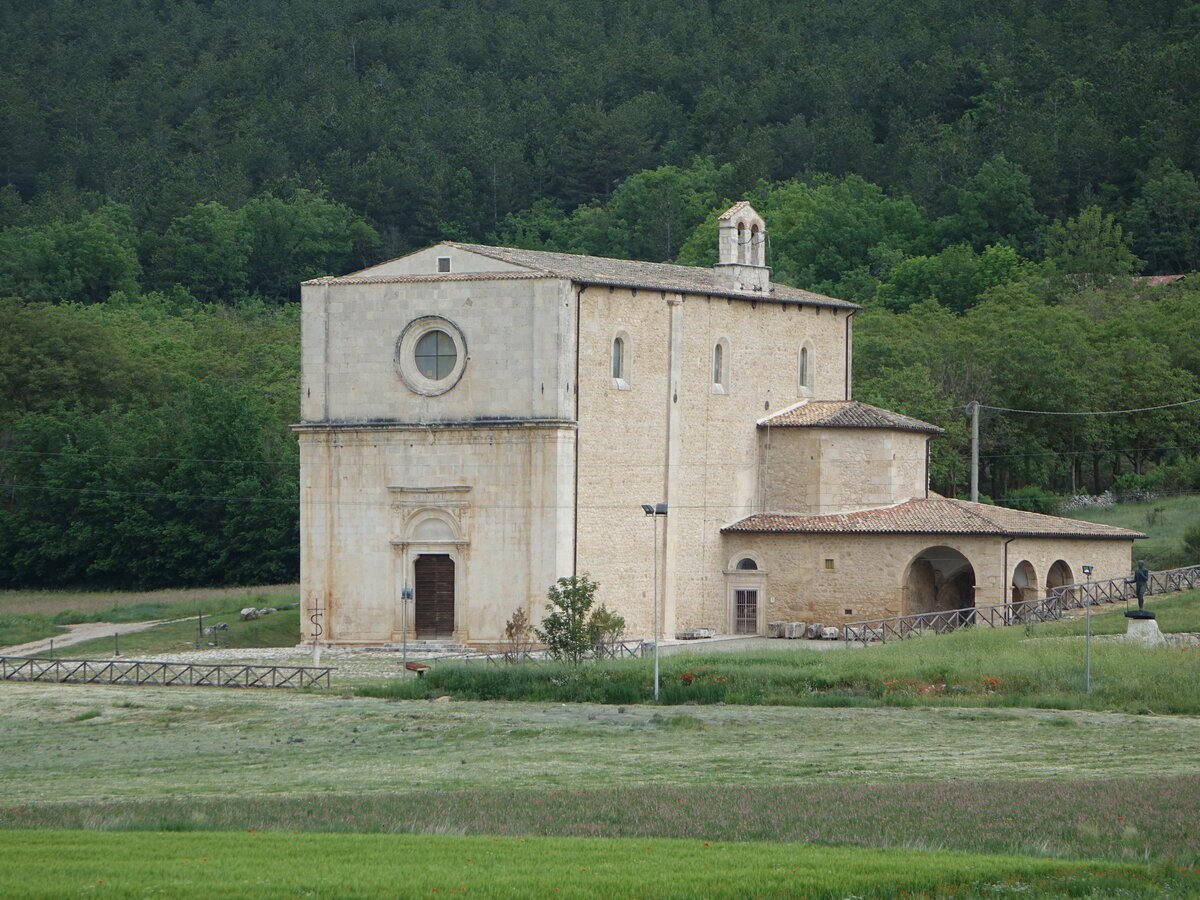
[714,201,770,292]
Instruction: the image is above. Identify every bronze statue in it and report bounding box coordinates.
[1132,560,1150,610]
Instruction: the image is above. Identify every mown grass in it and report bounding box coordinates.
[1063,493,1200,568]
[354,591,1200,713]
[0,830,1192,899]
[55,604,300,658]
[0,585,299,649]
[4,775,1196,866]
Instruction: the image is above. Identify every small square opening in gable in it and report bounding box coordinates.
[437,256,451,273]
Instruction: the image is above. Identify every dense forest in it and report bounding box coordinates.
[1,0,1198,587]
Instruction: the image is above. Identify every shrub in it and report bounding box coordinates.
[1001,485,1059,515]
[501,606,535,663]
[534,575,602,666]
[1183,522,1200,561]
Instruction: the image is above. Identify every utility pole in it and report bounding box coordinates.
[967,401,980,503]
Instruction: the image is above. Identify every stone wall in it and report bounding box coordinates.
[717,531,1136,630]
[574,285,851,638]
[761,427,929,514]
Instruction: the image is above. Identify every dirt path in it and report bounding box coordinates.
[0,620,174,657]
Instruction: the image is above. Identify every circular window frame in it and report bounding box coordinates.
[396,315,468,396]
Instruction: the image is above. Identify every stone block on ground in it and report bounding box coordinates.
[784,622,806,639]
[767,622,785,638]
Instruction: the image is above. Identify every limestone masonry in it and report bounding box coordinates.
[295,203,1142,646]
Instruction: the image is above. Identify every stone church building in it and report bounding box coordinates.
[296,203,1139,646]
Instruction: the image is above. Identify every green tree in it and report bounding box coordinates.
[239,190,379,303]
[0,204,141,303]
[534,575,603,666]
[936,155,1046,256]
[1126,165,1200,275]
[146,201,250,303]
[1044,206,1142,288]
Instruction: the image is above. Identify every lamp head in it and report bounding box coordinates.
[641,504,654,516]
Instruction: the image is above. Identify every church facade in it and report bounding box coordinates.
[296,203,1139,646]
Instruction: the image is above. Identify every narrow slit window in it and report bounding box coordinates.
[612,336,624,380]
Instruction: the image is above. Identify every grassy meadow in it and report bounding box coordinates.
[1,578,1199,896]
[1062,493,1200,569]
[0,585,299,650]
[353,591,1200,714]
[2,831,1192,900]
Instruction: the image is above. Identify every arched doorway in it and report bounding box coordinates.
[1047,559,1073,589]
[1046,559,1074,608]
[414,554,455,639]
[1011,560,1039,622]
[903,546,976,617]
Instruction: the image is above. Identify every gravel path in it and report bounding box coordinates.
[0,620,174,657]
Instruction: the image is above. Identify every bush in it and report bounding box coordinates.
[1000,485,1060,515]
[1183,522,1200,561]
[534,575,602,666]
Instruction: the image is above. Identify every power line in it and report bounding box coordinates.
[978,398,1200,416]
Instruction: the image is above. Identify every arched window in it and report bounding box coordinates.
[612,336,624,379]
[798,345,812,392]
[750,223,761,265]
[736,557,758,570]
[712,338,730,393]
[737,222,747,263]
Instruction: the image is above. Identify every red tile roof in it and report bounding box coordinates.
[758,400,943,434]
[722,496,1144,540]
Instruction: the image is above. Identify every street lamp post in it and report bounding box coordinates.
[1081,564,1094,693]
[401,582,413,677]
[642,502,668,702]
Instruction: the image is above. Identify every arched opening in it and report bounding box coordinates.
[736,222,747,263]
[798,343,814,393]
[1046,559,1075,606]
[1010,559,1039,622]
[1047,559,1073,589]
[750,223,761,265]
[736,557,758,570]
[611,336,624,380]
[903,546,976,619]
[713,342,723,386]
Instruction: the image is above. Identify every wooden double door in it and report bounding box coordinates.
[414,554,455,639]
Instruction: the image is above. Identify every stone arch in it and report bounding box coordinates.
[737,221,747,263]
[1011,559,1039,604]
[406,508,462,543]
[903,546,976,617]
[750,223,762,265]
[726,551,764,572]
[1047,559,1073,589]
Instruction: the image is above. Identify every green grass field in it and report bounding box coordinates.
[0,585,299,651]
[1063,493,1200,568]
[2,831,1190,899]
[352,591,1200,713]
[1,572,1198,897]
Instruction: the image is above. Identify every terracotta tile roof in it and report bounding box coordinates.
[437,242,859,310]
[758,400,943,434]
[721,496,1144,540]
[718,201,753,221]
